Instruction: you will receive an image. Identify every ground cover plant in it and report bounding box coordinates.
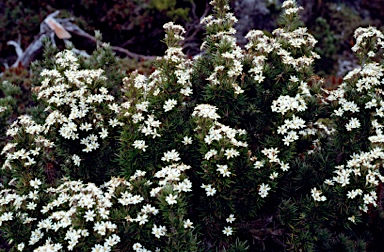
[1,0,384,251]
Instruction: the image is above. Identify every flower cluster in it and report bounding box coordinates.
[1,115,53,171]
[351,26,384,58]
[38,50,123,156]
[0,177,128,251]
[312,26,384,223]
[201,0,245,95]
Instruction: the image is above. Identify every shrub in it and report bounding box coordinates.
[1,0,384,251]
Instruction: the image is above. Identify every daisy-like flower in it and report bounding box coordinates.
[26,202,37,210]
[253,160,264,169]
[346,189,363,199]
[279,161,290,171]
[132,140,148,152]
[152,224,167,238]
[30,178,42,189]
[222,226,233,236]
[79,122,92,131]
[258,183,271,198]
[192,104,220,120]
[84,210,96,222]
[163,99,177,112]
[17,243,25,251]
[165,194,178,205]
[345,117,361,131]
[180,87,193,96]
[204,184,217,196]
[204,149,218,160]
[226,214,236,223]
[217,164,231,177]
[132,243,142,251]
[91,244,105,252]
[269,171,279,180]
[224,148,240,159]
[99,128,108,139]
[311,187,326,202]
[183,219,194,229]
[72,154,81,166]
[161,149,181,162]
[182,136,193,145]
[109,118,121,127]
[348,215,356,223]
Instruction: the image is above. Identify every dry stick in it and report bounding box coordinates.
[59,20,157,61]
[6,10,156,71]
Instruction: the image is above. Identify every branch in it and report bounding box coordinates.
[6,41,23,58]
[182,1,210,54]
[60,20,157,60]
[111,46,156,61]
[6,10,157,70]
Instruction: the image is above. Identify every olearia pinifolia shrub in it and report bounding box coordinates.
[1,0,384,251]
[0,81,21,166]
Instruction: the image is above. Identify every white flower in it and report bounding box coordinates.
[104,234,120,247]
[224,148,240,159]
[132,140,148,152]
[348,215,356,223]
[84,210,96,222]
[232,84,244,94]
[269,171,279,180]
[222,226,233,236]
[152,224,167,238]
[30,178,42,189]
[192,104,220,120]
[17,243,25,251]
[226,214,236,223]
[72,154,81,166]
[135,213,148,225]
[165,194,178,205]
[79,122,92,132]
[324,179,334,186]
[108,103,120,113]
[26,202,37,210]
[109,118,121,127]
[132,243,142,251]
[217,164,231,177]
[346,189,363,199]
[204,149,218,160]
[180,87,193,96]
[134,74,147,89]
[163,99,177,112]
[279,162,290,171]
[99,128,108,139]
[161,149,181,162]
[91,244,105,252]
[345,117,361,131]
[202,184,217,196]
[311,187,326,201]
[258,183,271,198]
[363,191,377,207]
[182,136,193,145]
[367,51,376,57]
[253,160,264,169]
[183,219,194,229]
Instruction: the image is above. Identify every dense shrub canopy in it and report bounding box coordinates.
[1,0,384,251]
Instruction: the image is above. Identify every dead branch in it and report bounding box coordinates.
[183,1,210,54]
[6,10,156,70]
